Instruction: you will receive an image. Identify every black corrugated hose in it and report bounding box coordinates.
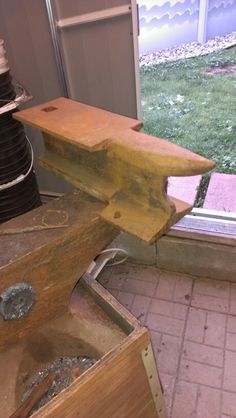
[0,69,41,223]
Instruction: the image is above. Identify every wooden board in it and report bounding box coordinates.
[32,278,167,418]
[0,274,167,418]
[36,330,159,418]
[0,191,118,349]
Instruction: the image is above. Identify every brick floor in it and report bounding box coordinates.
[98,263,236,418]
[204,173,236,212]
[168,175,201,205]
[192,278,230,313]
[131,294,151,324]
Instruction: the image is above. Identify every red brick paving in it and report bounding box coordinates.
[228,315,236,333]
[150,298,188,320]
[168,175,201,205]
[224,350,236,392]
[116,291,134,310]
[168,172,236,212]
[185,307,207,344]
[98,262,236,418]
[159,372,175,415]
[171,380,198,418]
[230,284,236,315]
[204,173,236,212]
[226,332,236,351]
[146,312,185,337]
[196,386,221,418]
[157,334,181,375]
[164,172,236,212]
[131,294,151,324]
[123,277,156,296]
[204,312,226,348]
[192,278,230,313]
[222,391,236,417]
[179,358,223,388]
[155,271,192,305]
[182,340,223,367]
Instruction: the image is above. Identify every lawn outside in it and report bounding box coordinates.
[140,46,236,175]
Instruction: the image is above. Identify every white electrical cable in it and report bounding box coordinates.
[99,248,128,266]
[85,248,128,279]
[0,136,34,191]
[0,81,32,116]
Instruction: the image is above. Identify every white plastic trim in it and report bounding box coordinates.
[100,248,129,266]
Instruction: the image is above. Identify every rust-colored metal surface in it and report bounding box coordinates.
[14,97,214,243]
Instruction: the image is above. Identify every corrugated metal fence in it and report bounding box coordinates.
[139,0,236,54]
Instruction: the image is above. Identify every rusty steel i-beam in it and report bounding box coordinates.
[14,97,214,243]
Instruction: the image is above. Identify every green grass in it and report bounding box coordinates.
[140,46,236,173]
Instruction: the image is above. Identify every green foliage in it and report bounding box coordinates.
[140,47,236,173]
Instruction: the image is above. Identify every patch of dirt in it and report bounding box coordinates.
[205,64,236,75]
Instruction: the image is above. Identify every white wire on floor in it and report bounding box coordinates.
[86,248,129,280]
[99,248,128,266]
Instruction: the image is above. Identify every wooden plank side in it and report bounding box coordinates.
[32,330,163,418]
[0,284,129,417]
[0,192,118,349]
[79,275,142,335]
[0,191,107,268]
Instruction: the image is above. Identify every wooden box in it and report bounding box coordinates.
[0,275,166,418]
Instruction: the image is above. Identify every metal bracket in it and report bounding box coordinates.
[0,283,35,320]
[141,344,168,418]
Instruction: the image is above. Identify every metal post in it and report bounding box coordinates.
[44,0,69,97]
[131,0,141,120]
[198,0,209,44]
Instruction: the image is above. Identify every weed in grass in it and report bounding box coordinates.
[140,47,236,174]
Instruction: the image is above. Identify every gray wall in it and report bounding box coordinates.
[0,0,73,192]
[0,0,138,192]
[54,0,137,118]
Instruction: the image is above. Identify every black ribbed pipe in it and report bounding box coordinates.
[0,71,15,105]
[0,70,41,223]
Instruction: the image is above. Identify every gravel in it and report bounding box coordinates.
[140,32,236,67]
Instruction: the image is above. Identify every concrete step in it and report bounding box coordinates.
[204,173,236,212]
